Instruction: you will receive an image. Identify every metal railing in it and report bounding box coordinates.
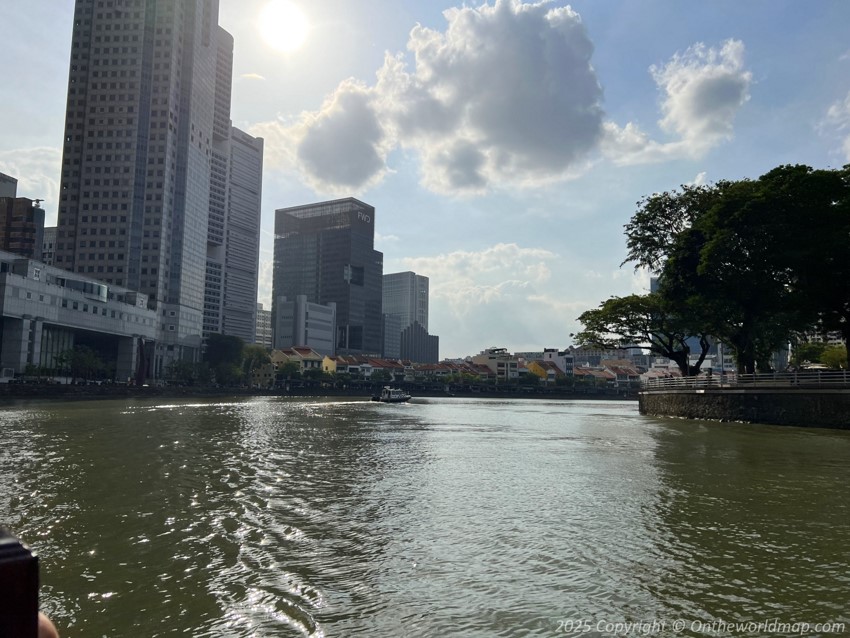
[642,370,850,391]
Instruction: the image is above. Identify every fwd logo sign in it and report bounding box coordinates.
[357,211,371,224]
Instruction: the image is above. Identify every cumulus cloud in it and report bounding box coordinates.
[252,2,750,195]
[403,242,555,315]
[823,91,850,161]
[398,242,648,355]
[0,147,62,223]
[253,0,604,195]
[604,39,751,164]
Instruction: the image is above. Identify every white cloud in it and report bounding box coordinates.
[252,79,394,195]
[823,91,850,161]
[395,243,659,356]
[690,171,708,186]
[653,40,751,152]
[253,0,604,196]
[251,4,750,197]
[375,231,400,244]
[604,40,752,164]
[240,73,266,81]
[402,242,555,315]
[0,147,62,224]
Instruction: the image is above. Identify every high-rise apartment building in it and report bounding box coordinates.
[273,198,383,356]
[56,0,261,375]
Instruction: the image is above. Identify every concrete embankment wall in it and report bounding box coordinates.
[639,389,850,429]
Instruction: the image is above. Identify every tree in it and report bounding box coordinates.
[56,345,105,381]
[242,344,271,379]
[275,361,301,381]
[204,334,245,386]
[791,342,827,367]
[623,165,850,373]
[204,334,245,368]
[820,345,847,370]
[793,165,850,365]
[574,293,709,376]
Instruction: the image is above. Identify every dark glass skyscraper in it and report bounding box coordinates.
[273,198,383,355]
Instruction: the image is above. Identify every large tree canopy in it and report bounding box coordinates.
[573,293,709,376]
[584,164,850,373]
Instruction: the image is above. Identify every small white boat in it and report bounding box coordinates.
[371,386,411,403]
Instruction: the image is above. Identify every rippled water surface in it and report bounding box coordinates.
[1,397,849,637]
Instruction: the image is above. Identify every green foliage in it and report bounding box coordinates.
[242,344,270,374]
[204,334,245,368]
[791,342,827,367]
[164,360,211,386]
[275,361,301,379]
[574,293,709,376]
[56,345,106,380]
[820,345,847,370]
[618,164,850,373]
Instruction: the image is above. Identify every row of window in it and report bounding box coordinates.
[15,287,152,326]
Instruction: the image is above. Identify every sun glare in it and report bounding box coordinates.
[259,1,309,53]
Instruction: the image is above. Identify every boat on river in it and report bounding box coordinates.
[371,386,412,403]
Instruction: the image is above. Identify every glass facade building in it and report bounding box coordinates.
[383,271,429,331]
[273,198,383,356]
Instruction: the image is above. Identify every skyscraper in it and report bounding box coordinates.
[56,1,261,375]
[383,271,429,332]
[273,198,383,355]
[382,270,438,362]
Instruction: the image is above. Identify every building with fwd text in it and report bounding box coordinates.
[273,198,383,356]
[55,0,261,377]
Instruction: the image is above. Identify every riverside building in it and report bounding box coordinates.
[383,271,439,362]
[0,250,157,381]
[272,198,383,356]
[55,0,262,377]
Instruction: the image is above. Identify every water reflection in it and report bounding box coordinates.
[1,399,849,636]
[647,420,850,633]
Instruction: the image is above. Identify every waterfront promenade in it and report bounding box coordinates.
[640,371,850,429]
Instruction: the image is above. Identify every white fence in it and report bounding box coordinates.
[643,370,850,391]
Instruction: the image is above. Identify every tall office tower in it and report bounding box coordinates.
[273,198,383,356]
[221,128,263,341]
[382,270,438,362]
[383,271,429,332]
[55,1,260,375]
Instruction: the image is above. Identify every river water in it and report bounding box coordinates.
[1,397,848,637]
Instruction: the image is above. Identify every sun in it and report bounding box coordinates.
[258,1,310,53]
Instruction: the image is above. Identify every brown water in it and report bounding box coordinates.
[0,397,848,637]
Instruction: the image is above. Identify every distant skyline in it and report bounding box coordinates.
[2,0,849,358]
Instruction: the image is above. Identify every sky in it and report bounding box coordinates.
[2,0,850,359]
